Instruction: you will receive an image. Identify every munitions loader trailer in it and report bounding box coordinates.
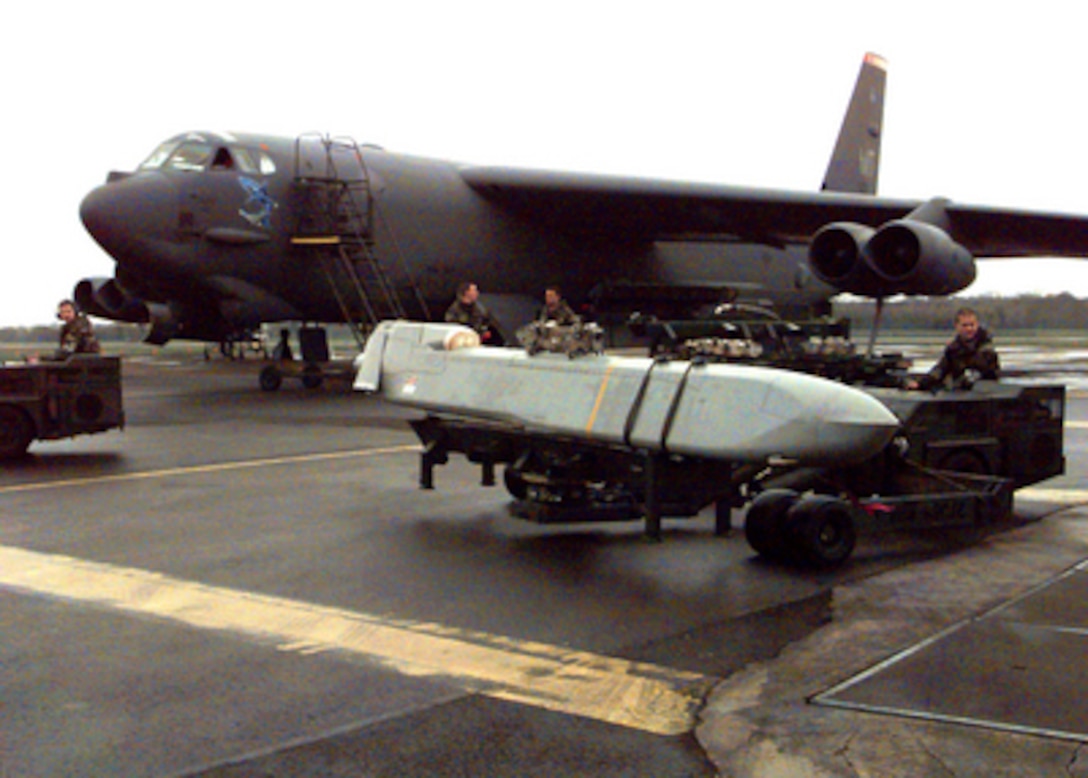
[407,380,1064,569]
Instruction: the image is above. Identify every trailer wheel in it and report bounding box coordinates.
[301,366,324,390]
[785,495,856,569]
[259,366,282,392]
[0,405,34,459]
[744,489,799,560]
[504,466,529,500]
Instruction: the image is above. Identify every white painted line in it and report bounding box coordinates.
[1018,488,1088,505]
[0,545,709,736]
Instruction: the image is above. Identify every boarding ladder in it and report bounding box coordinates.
[289,134,428,346]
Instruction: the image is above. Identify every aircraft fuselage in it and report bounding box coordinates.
[78,132,826,343]
[86,56,1085,346]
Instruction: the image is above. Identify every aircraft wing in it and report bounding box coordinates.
[938,204,1088,258]
[461,166,1088,258]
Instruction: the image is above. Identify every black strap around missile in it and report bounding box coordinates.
[621,357,699,454]
[658,360,698,455]
[622,358,661,447]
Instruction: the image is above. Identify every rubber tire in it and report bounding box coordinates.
[784,495,857,569]
[504,466,529,500]
[259,366,282,392]
[0,405,34,459]
[744,489,800,560]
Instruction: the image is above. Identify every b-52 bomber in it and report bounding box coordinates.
[77,53,1088,356]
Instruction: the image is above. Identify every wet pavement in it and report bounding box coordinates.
[699,502,1088,776]
[2,353,1088,776]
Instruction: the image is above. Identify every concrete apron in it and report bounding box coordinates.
[697,504,1088,777]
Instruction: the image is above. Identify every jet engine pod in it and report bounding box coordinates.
[808,222,884,296]
[74,277,149,323]
[866,220,976,296]
[144,302,181,345]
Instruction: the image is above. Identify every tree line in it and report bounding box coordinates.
[1,293,1086,343]
[833,293,1088,331]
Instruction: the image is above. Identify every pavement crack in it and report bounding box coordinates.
[1067,741,1088,776]
[915,734,956,777]
[832,729,860,775]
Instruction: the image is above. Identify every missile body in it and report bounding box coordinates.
[354,321,899,466]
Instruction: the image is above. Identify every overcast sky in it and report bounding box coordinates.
[3,1,1086,327]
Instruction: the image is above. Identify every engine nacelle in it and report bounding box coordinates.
[866,220,976,296]
[144,302,182,345]
[809,222,881,296]
[74,277,149,323]
[74,277,188,344]
[807,219,976,298]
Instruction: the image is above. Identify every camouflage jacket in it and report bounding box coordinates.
[444,299,497,340]
[923,327,999,388]
[59,315,100,355]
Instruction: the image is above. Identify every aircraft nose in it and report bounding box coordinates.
[80,173,177,265]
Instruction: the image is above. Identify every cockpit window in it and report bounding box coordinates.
[139,141,181,170]
[232,147,259,174]
[139,139,277,176]
[219,147,275,175]
[167,143,213,172]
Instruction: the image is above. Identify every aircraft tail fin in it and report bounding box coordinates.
[821,52,887,195]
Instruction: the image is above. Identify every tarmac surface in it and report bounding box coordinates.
[2,353,1088,776]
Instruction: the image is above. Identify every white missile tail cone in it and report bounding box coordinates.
[353,322,392,392]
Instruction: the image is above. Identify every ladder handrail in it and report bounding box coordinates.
[289,132,430,331]
[371,200,431,320]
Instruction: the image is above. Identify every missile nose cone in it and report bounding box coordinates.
[811,386,900,462]
[80,173,177,264]
[725,367,900,464]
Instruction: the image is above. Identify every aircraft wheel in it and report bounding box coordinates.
[259,366,282,392]
[784,495,856,569]
[0,405,34,459]
[744,489,799,560]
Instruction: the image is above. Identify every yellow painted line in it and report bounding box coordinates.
[584,364,615,434]
[0,545,709,735]
[1018,487,1088,505]
[0,445,420,495]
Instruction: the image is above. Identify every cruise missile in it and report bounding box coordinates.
[354,321,899,466]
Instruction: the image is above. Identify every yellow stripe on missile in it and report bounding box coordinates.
[0,545,710,736]
[585,365,615,434]
[291,236,342,245]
